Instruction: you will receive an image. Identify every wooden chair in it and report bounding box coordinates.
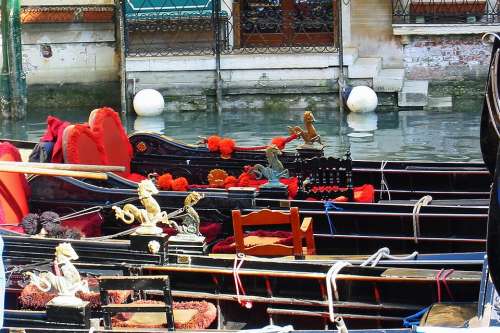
[99,275,175,330]
[232,207,315,258]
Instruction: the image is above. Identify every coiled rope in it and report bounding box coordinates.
[360,247,418,267]
[412,195,433,244]
[379,161,391,201]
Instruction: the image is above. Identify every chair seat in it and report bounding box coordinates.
[111,300,217,330]
[212,230,293,254]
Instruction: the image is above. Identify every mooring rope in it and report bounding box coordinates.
[233,253,252,309]
[412,195,433,244]
[326,261,352,322]
[360,247,418,267]
[324,201,343,235]
[379,161,391,201]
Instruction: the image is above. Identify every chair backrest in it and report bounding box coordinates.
[297,152,354,201]
[99,275,174,330]
[232,207,303,257]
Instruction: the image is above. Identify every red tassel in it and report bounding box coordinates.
[224,176,238,189]
[172,177,189,191]
[207,136,221,152]
[271,137,287,150]
[219,138,236,159]
[158,173,173,190]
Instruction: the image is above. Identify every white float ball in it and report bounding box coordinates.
[133,89,165,117]
[346,86,378,113]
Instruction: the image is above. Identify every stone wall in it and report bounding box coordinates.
[403,35,492,80]
[350,0,403,68]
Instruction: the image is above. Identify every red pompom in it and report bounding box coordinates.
[237,172,251,187]
[207,136,221,152]
[271,137,287,150]
[171,177,189,192]
[224,176,238,189]
[219,138,236,159]
[157,173,173,190]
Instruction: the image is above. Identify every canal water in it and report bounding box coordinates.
[0,108,482,162]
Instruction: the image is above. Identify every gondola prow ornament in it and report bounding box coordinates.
[288,111,323,149]
[25,243,89,306]
[112,178,171,235]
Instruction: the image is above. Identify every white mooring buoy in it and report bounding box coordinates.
[344,85,378,113]
[133,89,165,117]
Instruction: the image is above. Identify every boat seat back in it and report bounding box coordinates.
[0,142,30,225]
[298,155,354,201]
[231,207,315,257]
[89,107,132,177]
[62,124,108,166]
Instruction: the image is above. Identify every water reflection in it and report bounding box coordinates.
[347,112,377,138]
[134,116,165,133]
[0,108,483,162]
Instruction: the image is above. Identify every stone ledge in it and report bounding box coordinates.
[393,23,500,36]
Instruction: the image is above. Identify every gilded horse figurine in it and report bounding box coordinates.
[288,111,323,147]
[25,243,89,306]
[251,144,289,188]
[112,179,171,235]
[168,192,204,237]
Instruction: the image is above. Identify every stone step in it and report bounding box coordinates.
[398,80,429,107]
[348,57,382,79]
[426,96,453,109]
[373,68,405,92]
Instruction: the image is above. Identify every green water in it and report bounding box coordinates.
[0,108,483,162]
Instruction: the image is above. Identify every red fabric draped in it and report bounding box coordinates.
[40,116,70,163]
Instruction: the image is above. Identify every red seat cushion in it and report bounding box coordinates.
[0,142,30,226]
[89,107,132,178]
[62,124,108,166]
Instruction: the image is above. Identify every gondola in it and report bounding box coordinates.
[1,237,483,331]
[24,173,489,255]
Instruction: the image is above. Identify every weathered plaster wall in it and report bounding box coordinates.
[350,0,403,68]
[403,35,492,80]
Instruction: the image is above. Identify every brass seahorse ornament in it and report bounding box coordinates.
[288,111,323,148]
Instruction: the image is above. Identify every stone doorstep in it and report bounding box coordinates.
[398,80,429,107]
[426,96,453,109]
[347,57,382,79]
[373,69,405,93]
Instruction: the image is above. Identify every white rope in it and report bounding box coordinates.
[84,226,139,241]
[360,247,419,267]
[379,161,391,201]
[335,316,348,333]
[326,261,352,322]
[412,195,432,244]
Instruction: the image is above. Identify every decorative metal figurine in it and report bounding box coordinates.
[251,144,289,188]
[25,243,89,306]
[168,191,205,239]
[112,178,170,235]
[288,111,323,148]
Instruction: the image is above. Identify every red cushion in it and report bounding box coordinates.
[89,107,132,177]
[62,124,108,166]
[0,142,30,225]
[61,211,103,237]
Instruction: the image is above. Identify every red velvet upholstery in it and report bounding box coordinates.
[0,142,30,226]
[88,107,146,182]
[61,211,103,237]
[40,116,71,163]
[62,124,108,166]
[89,107,132,177]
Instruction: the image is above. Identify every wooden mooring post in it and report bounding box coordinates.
[0,0,27,119]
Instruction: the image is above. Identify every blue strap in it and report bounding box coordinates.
[324,201,343,235]
[403,306,430,328]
